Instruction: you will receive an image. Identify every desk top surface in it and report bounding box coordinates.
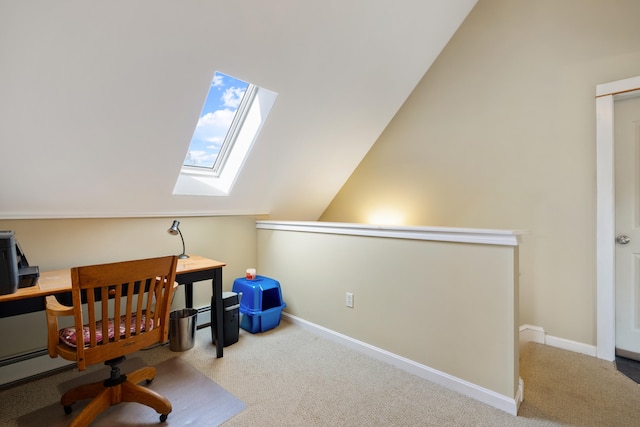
[0,255,225,303]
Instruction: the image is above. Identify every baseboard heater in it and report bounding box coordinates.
[0,306,212,388]
[195,305,212,329]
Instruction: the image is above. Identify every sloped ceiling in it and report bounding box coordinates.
[0,1,477,220]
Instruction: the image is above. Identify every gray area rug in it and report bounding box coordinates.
[17,356,245,426]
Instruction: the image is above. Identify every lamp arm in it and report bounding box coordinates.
[178,229,187,258]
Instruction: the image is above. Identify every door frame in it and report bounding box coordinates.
[596,75,640,361]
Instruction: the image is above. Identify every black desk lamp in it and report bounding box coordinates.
[168,220,189,259]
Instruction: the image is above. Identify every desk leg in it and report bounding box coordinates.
[184,283,193,308]
[212,268,224,358]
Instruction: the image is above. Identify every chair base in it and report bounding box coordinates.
[61,357,172,427]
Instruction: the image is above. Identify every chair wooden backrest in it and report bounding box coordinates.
[46,256,178,371]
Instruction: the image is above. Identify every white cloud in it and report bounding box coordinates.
[185,150,214,166]
[222,87,246,109]
[212,73,224,87]
[194,109,234,143]
[197,109,234,129]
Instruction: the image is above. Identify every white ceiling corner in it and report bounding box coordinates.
[0,0,477,219]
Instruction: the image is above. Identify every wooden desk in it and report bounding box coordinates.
[0,255,227,358]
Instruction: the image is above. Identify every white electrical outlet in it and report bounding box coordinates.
[346,292,354,308]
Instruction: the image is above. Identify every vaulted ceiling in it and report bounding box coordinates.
[0,1,477,219]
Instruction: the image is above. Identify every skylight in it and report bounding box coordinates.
[183,71,252,174]
[173,71,277,196]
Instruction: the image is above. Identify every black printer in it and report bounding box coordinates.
[0,231,39,295]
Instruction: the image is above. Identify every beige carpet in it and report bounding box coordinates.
[15,357,245,426]
[3,320,640,426]
[518,342,640,426]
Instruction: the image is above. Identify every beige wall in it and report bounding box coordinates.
[0,216,257,357]
[257,227,519,398]
[320,0,640,346]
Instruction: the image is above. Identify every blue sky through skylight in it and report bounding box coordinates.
[183,71,250,168]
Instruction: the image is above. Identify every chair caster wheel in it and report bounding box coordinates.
[64,405,72,415]
[160,413,168,422]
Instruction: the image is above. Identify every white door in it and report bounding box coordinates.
[615,94,640,359]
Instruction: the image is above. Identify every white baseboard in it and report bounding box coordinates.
[519,324,597,357]
[282,313,521,416]
[1,311,593,413]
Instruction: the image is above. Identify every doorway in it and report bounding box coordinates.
[613,95,640,359]
[596,76,640,361]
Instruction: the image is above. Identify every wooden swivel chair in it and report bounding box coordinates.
[45,255,179,427]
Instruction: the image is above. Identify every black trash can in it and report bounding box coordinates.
[211,291,240,347]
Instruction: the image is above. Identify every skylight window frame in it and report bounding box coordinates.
[207,83,257,176]
[174,81,278,197]
[183,80,258,177]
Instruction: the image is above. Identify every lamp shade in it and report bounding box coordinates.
[168,220,180,235]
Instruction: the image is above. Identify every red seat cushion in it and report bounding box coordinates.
[59,314,154,348]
